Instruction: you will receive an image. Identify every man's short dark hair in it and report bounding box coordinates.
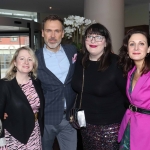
[42,14,64,30]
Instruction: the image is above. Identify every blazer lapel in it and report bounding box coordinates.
[11,78,33,113]
[132,71,150,98]
[32,79,44,117]
[38,48,63,84]
[128,66,150,102]
[126,67,136,101]
[63,45,72,65]
[63,45,73,83]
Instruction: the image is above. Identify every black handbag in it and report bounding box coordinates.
[69,68,86,129]
[69,107,81,129]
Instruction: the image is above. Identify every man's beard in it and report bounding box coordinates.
[45,38,62,50]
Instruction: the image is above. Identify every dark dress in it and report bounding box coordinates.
[119,72,135,150]
[72,53,128,150]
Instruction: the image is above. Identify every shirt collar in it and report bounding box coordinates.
[43,44,64,56]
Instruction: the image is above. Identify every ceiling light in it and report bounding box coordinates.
[49,7,52,9]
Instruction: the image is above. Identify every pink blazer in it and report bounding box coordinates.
[118,66,150,150]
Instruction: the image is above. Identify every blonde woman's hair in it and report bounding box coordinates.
[5,46,38,80]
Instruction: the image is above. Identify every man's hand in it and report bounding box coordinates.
[4,113,8,119]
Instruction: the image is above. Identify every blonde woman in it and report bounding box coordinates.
[0,46,44,150]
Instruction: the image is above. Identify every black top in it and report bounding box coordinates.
[71,53,128,125]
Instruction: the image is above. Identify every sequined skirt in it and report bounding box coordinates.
[119,123,130,150]
[81,123,120,150]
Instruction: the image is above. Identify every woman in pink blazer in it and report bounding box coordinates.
[118,29,150,150]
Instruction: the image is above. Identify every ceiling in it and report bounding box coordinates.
[0,0,84,16]
[0,0,150,17]
[0,0,150,33]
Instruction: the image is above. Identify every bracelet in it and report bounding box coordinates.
[0,138,6,147]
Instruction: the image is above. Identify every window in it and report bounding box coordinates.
[0,54,12,69]
[10,37,18,42]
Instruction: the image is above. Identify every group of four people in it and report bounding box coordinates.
[0,14,150,150]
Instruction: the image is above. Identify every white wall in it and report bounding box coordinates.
[125,3,149,27]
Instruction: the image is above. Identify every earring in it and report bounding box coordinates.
[13,66,17,72]
[28,70,33,77]
[146,53,150,57]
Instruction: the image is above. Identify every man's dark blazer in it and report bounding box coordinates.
[0,77,44,144]
[36,44,77,125]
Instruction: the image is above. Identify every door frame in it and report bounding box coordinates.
[0,16,41,78]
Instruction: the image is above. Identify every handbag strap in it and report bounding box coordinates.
[73,68,85,109]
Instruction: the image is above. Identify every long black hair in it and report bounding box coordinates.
[81,23,112,71]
